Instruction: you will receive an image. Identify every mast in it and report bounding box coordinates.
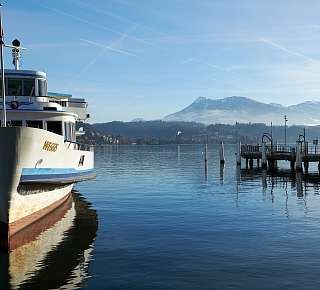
[0,3,6,127]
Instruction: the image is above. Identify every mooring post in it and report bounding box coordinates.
[220,163,224,184]
[290,160,295,172]
[262,169,267,191]
[249,158,254,169]
[304,162,309,175]
[219,141,225,164]
[274,160,278,171]
[262,142,267,169]
[268,160,274,171]
[236,141,241,166]
[295,141,303,172]
[204,143,208,180]
[296,171,303,197]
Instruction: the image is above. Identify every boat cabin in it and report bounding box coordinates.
[0,69,89,142]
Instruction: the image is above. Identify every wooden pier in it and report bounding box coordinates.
[239,141,320,173]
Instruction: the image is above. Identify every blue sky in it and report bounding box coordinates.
[4,0,320,122]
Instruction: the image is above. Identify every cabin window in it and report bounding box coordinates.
[24,79,35,96]
[64,122,76,141]
[7,78,22,96]
[47,121,62,135]
[8,120,23,127]
[27,120,43,129]
[38,79,47,96]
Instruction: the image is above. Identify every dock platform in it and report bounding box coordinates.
[239,141,320,173]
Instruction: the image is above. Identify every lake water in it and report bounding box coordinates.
[5,144,320,289]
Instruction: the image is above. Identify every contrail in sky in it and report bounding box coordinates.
[80,38,137,57]
[181,58,230,72]
[40,4,152,46]
[65,25,137,88]
[68,0,160,37]
[260,38,320,63]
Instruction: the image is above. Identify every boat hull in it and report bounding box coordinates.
[0,127,95,249]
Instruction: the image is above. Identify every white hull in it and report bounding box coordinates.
[0,127,95,246]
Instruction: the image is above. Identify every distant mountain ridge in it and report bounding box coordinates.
[164,96,320,125]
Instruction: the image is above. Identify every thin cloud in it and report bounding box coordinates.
[259,38,320,64]
[80,38,137,57]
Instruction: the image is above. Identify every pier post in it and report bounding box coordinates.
[246,158,249,169]
[274,160,278,171]
[304,162,309,175]
[262,169,267,191]
[295,142,303,172]
[249,158,254,169]
[290,160,295,172]
[236,141,241,166]
[219,141,225,164]
[268,160,274,171]
[296,171,303,197]
[262,142,267,169]
[204,143,208,178]
[220,163,224,184]
[257,158,260,167]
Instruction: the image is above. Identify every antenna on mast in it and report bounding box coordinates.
[0,3,6,127]
[4,39,27,70]
[12,39,21,70]
[0,3,27,127]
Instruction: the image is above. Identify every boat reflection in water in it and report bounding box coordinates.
[0,191,98,290]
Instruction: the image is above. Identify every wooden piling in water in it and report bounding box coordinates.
[204,143,208,178]
[290,160,295,172]
[249,158,254,169]
[236,141,241,166]
[295,142,303,172]
[261,142,267,169]
[219,141,225,164]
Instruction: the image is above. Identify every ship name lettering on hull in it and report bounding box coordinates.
[43,141,59,152]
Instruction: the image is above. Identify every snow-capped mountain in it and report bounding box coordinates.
[163,96,320,125]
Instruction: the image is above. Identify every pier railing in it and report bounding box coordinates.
[241,144,261,153]
[241,144,297,154]
[239,139,320,172]
[241,142,320,156]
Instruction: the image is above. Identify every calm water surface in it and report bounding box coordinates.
[6,144,320,289]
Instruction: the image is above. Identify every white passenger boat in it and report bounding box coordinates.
[0,15,95,249]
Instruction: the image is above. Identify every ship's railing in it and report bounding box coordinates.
[64,140,93,152]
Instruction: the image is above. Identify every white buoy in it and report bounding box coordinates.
[262,142,267,169]
[219,141,225,164]
[236,141,241,166]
